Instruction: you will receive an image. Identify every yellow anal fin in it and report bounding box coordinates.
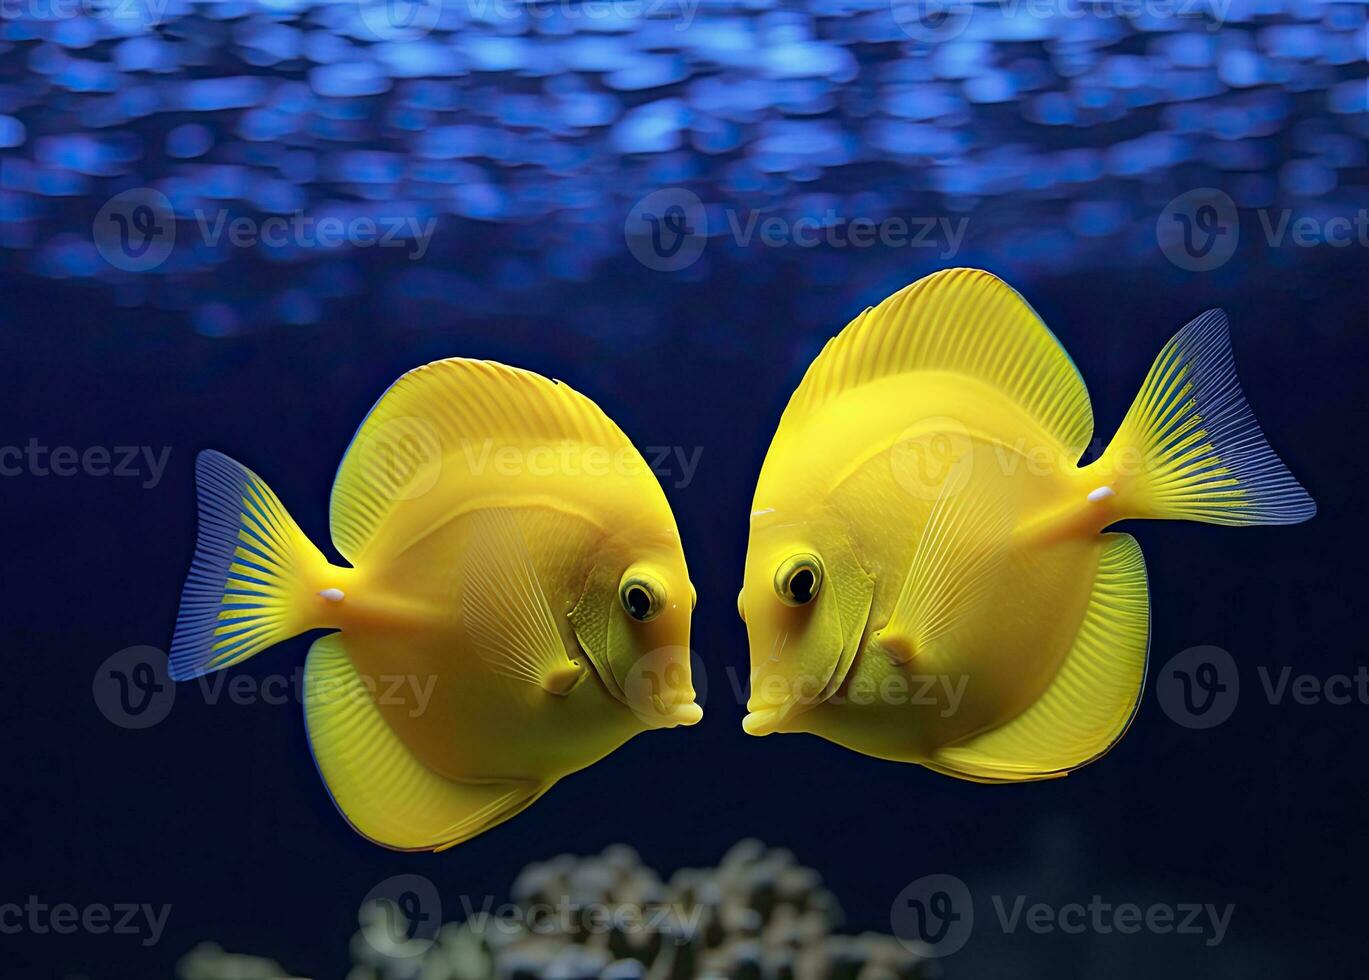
[871,462,1014,664]
[304,635,544,852]
[930,533,1149,782]
[460,507,584,694]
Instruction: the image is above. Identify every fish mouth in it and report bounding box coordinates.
[742,695,819,737]
[742,705,788,737]
[637,694,703,729]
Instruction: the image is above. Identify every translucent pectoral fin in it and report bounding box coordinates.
[304,635,545,851]
[930,533,1149,782]
[460,507,583,695]
[874,469,1015,662]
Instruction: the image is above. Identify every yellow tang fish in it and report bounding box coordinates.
[739,268,1314,781]
[169,359,701,850]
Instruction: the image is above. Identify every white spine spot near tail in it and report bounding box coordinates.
[1088,485,1115,502]
[319,588,345,602]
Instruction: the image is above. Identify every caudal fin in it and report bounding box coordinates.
[1098,311,1315,526]
[170,450,337,681]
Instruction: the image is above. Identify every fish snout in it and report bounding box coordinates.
[742,704,790,737]
[743,659,830,737]
[648,693,704,729]
[622,645,702,730]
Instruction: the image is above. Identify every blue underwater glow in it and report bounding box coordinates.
[0,0,1363,330]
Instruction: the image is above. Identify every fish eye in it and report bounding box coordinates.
[774,554,823,606]
[619,571,665,623]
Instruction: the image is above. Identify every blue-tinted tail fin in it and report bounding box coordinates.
[170,450,335,681]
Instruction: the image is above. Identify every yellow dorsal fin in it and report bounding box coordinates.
[329,359,636,563]
[784,268,1094,456]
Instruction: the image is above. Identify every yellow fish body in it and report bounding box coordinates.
[740,268,1314,781]
[170,359,700,850]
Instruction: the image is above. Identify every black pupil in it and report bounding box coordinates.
[789,568,816,604]
[626,585,653,620]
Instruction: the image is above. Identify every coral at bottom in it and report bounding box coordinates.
[176,840,936,980]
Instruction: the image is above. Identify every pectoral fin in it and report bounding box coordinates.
[304,634,545,851]
[460,507,585,695]
[870,468,1014,665]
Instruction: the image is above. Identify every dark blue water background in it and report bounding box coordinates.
[2,1,1367,976]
